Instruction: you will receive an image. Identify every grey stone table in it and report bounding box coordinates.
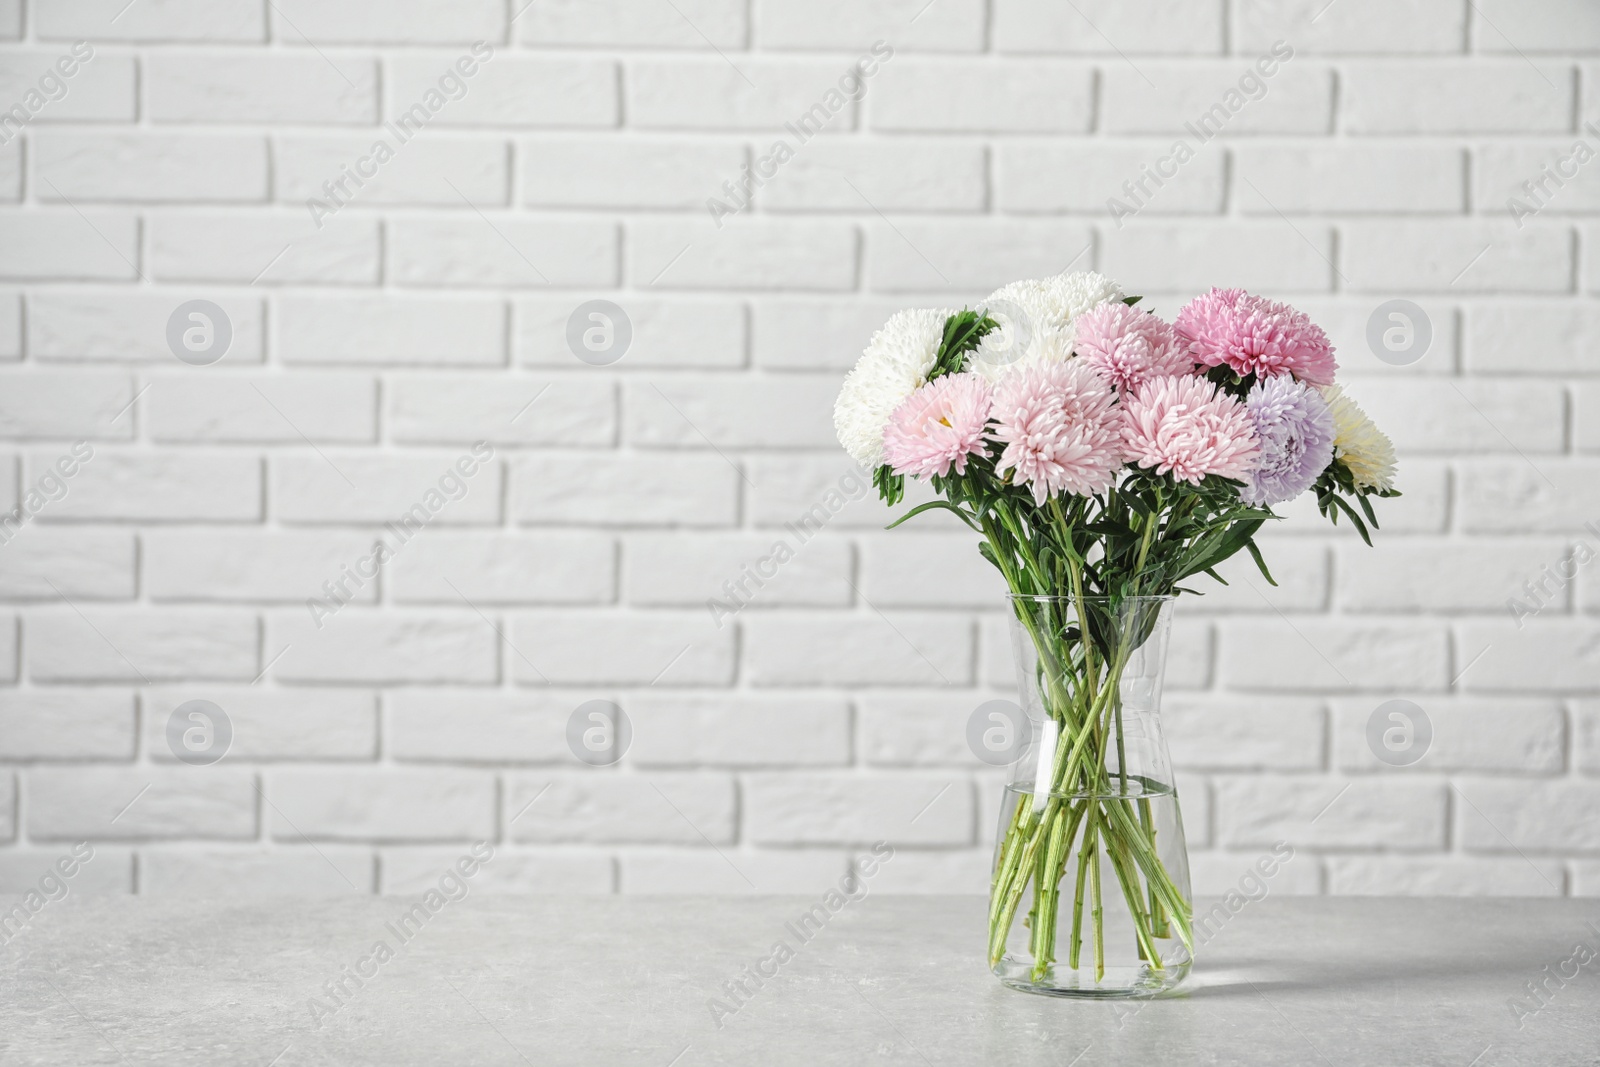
[1,896,1596,1065]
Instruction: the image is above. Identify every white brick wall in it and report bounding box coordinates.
[0,0,1595,900]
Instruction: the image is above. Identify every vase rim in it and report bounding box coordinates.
[1005,593,1176,603]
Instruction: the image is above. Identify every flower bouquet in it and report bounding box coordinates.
[833,272,1397,997]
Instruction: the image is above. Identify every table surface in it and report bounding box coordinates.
[1,894,1596,1066]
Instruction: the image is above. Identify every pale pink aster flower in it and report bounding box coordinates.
[1122,374,1261,486]
[1073,302,1195,393]
[882,373,994,479]
[989,362,1122,504]
[1175,288,1338,386]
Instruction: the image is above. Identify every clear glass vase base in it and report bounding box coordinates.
[992,956,1191,999]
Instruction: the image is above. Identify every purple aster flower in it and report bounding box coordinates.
[1239,375,1336,506]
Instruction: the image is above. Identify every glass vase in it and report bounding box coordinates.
[988,594,1193,998]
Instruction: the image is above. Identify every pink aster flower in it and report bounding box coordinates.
[989,362,1121,504]
[1122,374,1261,486]
[1073,302,1194,393]
[1175,288,1337,386]
[882,372,993,479]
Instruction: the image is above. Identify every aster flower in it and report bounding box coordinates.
[968,271,1124,382]
[1122,374,1261,486]
[1239,376,1336,506]
[1321,384,1397,493]
[1073,302,1195,393]
[989,362,1122,504]
[1175,288,1337,386]
[883,373,993,479]
[833,307,952,468]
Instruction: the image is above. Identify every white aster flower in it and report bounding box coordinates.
[1320,384,1397,493]
[833,307,952,468]
[967,271,1125,383]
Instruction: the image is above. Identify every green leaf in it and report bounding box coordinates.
[885,498,980,532]
[1245,539,1278,587]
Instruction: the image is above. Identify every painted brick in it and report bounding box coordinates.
[267,0,505,44]
[505,773,735,844]
[0,213,139,281]
[276,295,505,367]
[629,219,857,290]
[266,612,499,685]
[745,773,973,846]
[26,609,258,682]
[34,133,268,203]
[627,694,852,767]
[267,768,494,840]
[867,219,1094,292]
[516,296,746,369]
[869,60,1093,132]
[146,54,377,124]
[143,688,376,760]
[35,0,264,41]
[142,849,373,895]
[517,0,746,48]
[28,768,257,840]
[385,57,617,127]
[0,690,135,760]
[622,532,851,608]
[143,529,380,604]
[1332,697,1564,774]
[757,0,983,51]
[1101,63,1333,135]
[507,612,736,686]
[744,614,974,687]
[1342,61,1573,133]
[994,0,1222,54]
[388,218,617,289]
[511,453,740,527]
[389,375,613,446]
[520,139,745,210]
[29,292,265,363]
[145,372,376,443]
[274,136,509,207]
[0,527,134,600]
[624,375,835,448]
[998,141,1226,216]
[1234,0,1466,54]
[387,531,616,605]
[28,451,262,522]
[148,213,381,285]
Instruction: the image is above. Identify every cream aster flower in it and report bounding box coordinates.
[968,271,1125,383]
[834,307,952,468]
[1321,384,1397,493]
